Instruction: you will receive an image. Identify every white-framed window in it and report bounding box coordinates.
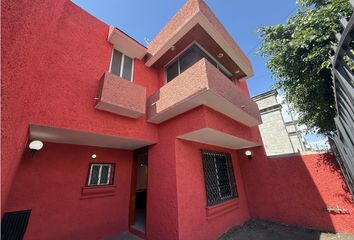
[109,49,134,81]
[87,163,114,186]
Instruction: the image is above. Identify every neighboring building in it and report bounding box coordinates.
[2,1,354,240]
[253,90,308,156]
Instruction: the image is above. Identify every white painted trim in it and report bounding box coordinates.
[88,163,113,186]
[88,164,95,185]
[97,165,102,184]
[131,58,135,83]
[109,49,114,73]
[106,165,112,185]
[109,50,134,82]
[120,54,125,79]
[177,58,181,75]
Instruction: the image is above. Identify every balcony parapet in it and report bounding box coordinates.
[95,72,146,119]
[147,58,261,126]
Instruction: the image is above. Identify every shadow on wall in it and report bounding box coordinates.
[4,142,133,240]
[238,147,354,234]
[315,153,353,204]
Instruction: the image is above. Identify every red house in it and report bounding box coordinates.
[2,0,354,239]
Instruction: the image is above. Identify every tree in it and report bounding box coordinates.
[257,0,351,135]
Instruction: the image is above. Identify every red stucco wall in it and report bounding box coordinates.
[1,0,159,213]
[3,0,354,239]
[176,140,250,240]
[5,143,133,240]
[146,106,254,240]
[239,149,354,233]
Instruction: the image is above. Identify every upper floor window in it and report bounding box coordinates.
[166,44,232,83]
[201,150,238,206]
[87,163,114,186]
[110,49,134,81]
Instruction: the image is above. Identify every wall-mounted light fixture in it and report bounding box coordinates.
[91,154,97,159]
[217,53,224,58]
[245,150,252,160]
[29,140,43,157]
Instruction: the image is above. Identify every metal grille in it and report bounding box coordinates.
[329,137,354,196]
[201,150,238,206]
[1,210,31,240]
[331,1,354,197]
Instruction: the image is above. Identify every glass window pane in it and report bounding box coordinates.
[89,165,100,185]
[99,165,110,184]
[198,48,217,67]
[122,55,133,81]
[215,155,232,198]
[202,151,237,206]
[166,60,179,82]
[111,49,122,76]
[179,45,201,73]
[202,152,221,206]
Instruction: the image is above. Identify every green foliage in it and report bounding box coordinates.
[258,0,351,135]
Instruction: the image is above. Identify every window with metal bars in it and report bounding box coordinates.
[87,163,114,186]
[201,150,238,206]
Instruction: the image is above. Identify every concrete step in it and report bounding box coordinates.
[106,232,143,240]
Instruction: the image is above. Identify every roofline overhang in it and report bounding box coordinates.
[108,26,147,60]
[145,12,254,80]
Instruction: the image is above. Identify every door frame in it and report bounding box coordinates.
[129,147,148,234]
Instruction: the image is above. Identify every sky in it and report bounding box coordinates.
[71,0,298,96]
[71,0,328,150]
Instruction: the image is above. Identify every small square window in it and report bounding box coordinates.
[87,163,114,186]
[201,150,238,206]
[109,49,133,81]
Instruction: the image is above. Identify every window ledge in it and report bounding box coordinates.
[206,198,239,220]
[80,185,116,199]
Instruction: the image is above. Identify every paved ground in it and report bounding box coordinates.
[219,220,354,240]
[106,232,142,240]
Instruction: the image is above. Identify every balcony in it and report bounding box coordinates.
[95,72,146,118]
[147,58,261,126]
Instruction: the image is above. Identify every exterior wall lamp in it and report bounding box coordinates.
[245,150,252,160]
[29,140,43,157]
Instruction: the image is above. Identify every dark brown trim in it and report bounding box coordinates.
[129,147,148,236]
[129,157,137,226]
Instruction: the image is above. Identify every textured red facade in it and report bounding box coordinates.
[2,0,354,239]
[239,150,354,233]
[5,143,133,240]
